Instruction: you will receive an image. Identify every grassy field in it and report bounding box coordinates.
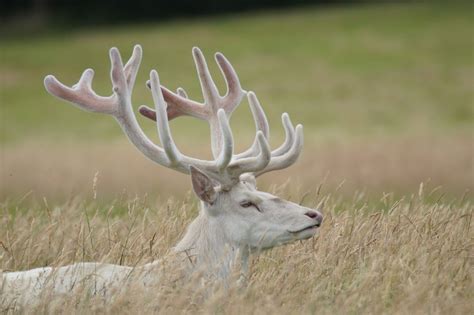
[1,188,472,313]
[0,1,473,314]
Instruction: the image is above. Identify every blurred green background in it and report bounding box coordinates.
[1,1,473,202]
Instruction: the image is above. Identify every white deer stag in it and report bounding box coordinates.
[1,45,323,306]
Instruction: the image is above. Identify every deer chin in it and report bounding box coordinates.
[287,224,320,240]
[256,226,319,249]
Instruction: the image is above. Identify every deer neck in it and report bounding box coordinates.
[173,205,249,279]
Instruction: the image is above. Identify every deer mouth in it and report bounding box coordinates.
[288,223,320,234]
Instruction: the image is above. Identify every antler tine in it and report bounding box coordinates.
[176,87,188,98]
[216,109,234,171]
[235,107,301,178]
[192,47,220,107]
[139,83,193,121]
[44,45,143,115]
[44,69,116,114]
[138,105,157,121]
[123,45,142,90]
[234,92,295,161]
[214,52,246,114]
[229,131,271,175]
[233,92,270,159]
[192,47,246,115]
[140,83,207,121]
[228,90,302,178]
[74,68,94,90]
[255,125,304,177]
[248,92,270,139]
[149,70,181,165]
[110,47,129,106]
[271,113,296,157]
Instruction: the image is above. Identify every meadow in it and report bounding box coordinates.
[1,1,473,314]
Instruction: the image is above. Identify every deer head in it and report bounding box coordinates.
[44,45,323,276]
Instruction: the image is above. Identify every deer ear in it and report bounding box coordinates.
[190,166,217,204]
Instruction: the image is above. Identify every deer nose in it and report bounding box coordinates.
[304,211,323,225]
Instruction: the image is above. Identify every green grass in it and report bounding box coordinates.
[1,2,473,145]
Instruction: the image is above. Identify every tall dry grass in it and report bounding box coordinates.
[1,184,472,314]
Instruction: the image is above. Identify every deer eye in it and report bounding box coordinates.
[240,201,261,212]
